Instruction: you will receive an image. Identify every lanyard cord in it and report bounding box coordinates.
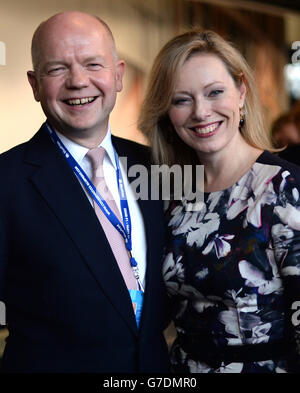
[44,122,144,292]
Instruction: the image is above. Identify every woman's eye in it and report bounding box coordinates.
[172,97,191,105]
[209,89,223,97]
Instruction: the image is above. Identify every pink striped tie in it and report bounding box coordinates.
[86,147,137,290]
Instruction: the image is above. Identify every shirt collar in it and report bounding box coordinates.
[55,125,117,169]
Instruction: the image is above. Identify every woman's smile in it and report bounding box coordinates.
[189,120,223,137]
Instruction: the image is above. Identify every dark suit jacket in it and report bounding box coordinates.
[278,145,300,166]
[0,124,170,373]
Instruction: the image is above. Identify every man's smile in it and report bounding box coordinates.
[63,96,98,106]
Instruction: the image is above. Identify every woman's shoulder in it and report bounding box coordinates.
[253,152,300,222]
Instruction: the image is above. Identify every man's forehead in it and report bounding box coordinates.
[39,28,113,56]
[31,13,118,71]
[40,12,107,33]
[41,22,108,44]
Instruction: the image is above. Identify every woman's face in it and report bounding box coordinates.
[168,53,246,158]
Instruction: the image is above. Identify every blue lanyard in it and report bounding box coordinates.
[44,122,144,292]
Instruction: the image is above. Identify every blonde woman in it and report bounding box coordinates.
[139,30,300,373]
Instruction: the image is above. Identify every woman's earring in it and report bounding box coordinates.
[239,107,245,130]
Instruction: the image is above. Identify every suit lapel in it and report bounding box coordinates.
[24,126,138,335]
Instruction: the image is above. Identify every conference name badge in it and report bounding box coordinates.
[129,289,144,328]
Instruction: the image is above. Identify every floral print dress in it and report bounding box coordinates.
[163,151,300,373]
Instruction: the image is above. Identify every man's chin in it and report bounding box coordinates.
[49,120,91,135]
[51,122,108,147]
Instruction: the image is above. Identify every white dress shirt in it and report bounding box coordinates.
[56,126,147,288]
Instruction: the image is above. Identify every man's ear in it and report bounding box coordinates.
[115,60,126,93]
[27,71,41,102]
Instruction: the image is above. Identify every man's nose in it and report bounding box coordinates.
[65,66,89,89]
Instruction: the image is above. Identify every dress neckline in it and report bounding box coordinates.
[203,150,266,197]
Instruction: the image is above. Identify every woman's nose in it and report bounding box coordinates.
[192,98,211,120]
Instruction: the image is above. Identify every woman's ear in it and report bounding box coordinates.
[239,75,247,108]
[239,79,247,108]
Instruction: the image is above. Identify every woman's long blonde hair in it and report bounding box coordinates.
[138,30,273,166]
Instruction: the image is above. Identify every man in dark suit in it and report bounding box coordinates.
[0,11,170,373]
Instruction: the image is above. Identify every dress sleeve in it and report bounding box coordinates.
[271,170,300,356]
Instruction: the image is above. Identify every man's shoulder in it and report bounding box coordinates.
[112,135,150,164]
[0,126,46,179]
[111,135,149,152]
[0,142,30,202]
[0,142,28,168]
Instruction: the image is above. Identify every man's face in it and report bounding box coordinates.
[28,17,125,143]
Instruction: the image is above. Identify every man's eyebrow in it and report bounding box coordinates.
[43,56,106,66]
[43,60,66,68]
[83,56,105,63]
